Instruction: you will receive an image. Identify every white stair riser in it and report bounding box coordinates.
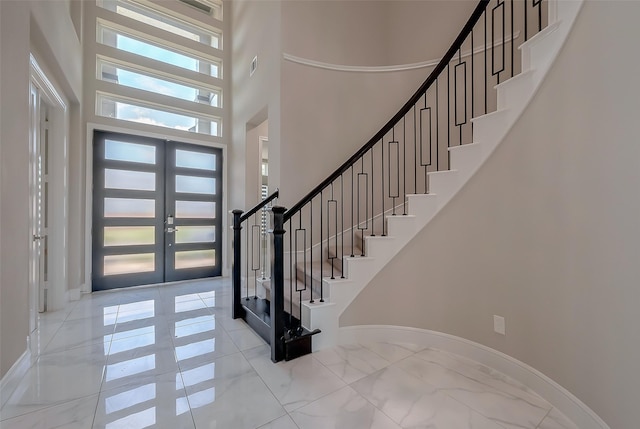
[428,170,460,204]
[449,144,484,182]
[386,215,418,240]
[496,71,537,110]
[407,194,439,224]
[471,109,516,153]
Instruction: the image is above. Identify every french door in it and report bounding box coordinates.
[92,131,222,291]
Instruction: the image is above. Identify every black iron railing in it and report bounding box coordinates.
[234,0,547,362]
[232,189,279,320]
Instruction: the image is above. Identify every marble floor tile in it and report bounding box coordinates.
[166,308,216,327]
[360,341,425,363]
[115,307,160,325]
[247,352,346,412]
[37,308,74,324]
[4,278,580,429]
[43,316,115,355]
[78,290,122,307]
[111,320,171,344]
[158,280,217,301]
[216,314,250,332]
[257,414,300,429]
[65,299,119,322]
[395,355,551,429]
[171,319,219,340]
[0,394,99,429]
[352,365,504,429]
[536,408,578,429]
[415,348,542,403]
[102,341,179,392]
[1,344,107,420]
[117,287,162,306]
[313,344,392,384]
[185,353,285,429]
[173,327,241,370]
[92,371,194,429]
[162,297,209,315]
[290,385,400,429]
[28,320,63,358]
[226,326,267,351]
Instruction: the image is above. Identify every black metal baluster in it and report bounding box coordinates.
[447,62,452,170]
[370,147,375,236]
[511,0,514,78]
[289,217,293,327]
[414,105,418,192]
[319,191,323,301]
[484,10,488,114]
[296,212,306,319]
[403,115,407,215]
[341,174,345,277]
[471,28,475,125]
[420,101,432,190]
[389,130,399,221]
[455,48,468,146]
[251,222,260,298]
[351,166,355,257]
[435,79,440,176]
[245,215,249,301]
[381,136,385,236]
[328,183,337,281]
[358,157,366,256]
[309,199,313,303]
[524,0,529,41]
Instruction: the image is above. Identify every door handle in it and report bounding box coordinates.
[166,227,179,233]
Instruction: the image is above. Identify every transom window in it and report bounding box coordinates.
[98,0,222,49]
[93,0,224,137]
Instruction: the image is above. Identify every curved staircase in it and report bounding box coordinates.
[234,0,584,359]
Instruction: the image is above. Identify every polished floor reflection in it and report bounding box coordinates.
[0,278,577,429]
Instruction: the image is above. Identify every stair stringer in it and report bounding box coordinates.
[301,0,584,352]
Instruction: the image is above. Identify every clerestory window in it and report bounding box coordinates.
[93,0,224,137]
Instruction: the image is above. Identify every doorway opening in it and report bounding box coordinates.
[92,131,223,291]
[29,54,69,334]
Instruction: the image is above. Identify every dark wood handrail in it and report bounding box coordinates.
[239,189,279,223]
[283,0,490,222]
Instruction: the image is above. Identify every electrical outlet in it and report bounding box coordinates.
[493,315,506,335]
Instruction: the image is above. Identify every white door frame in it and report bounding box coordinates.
[29,54,68,332]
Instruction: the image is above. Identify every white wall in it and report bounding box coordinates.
[0,0,82,378]
[231,0,282,210]
[386,1,476,65]
[341,2,640,427]
[277,0,475,207]
[0,0,30,379]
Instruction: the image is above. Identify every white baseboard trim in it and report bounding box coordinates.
[0,349,32,409]
[339,325,609,429]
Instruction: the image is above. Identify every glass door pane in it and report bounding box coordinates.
[92,131,165,291]
[164,143,222,283]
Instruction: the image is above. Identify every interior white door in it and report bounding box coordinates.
[29,83,48,332]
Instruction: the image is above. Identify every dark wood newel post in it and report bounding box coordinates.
[270,206,286,362]
[232,209,244,320]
